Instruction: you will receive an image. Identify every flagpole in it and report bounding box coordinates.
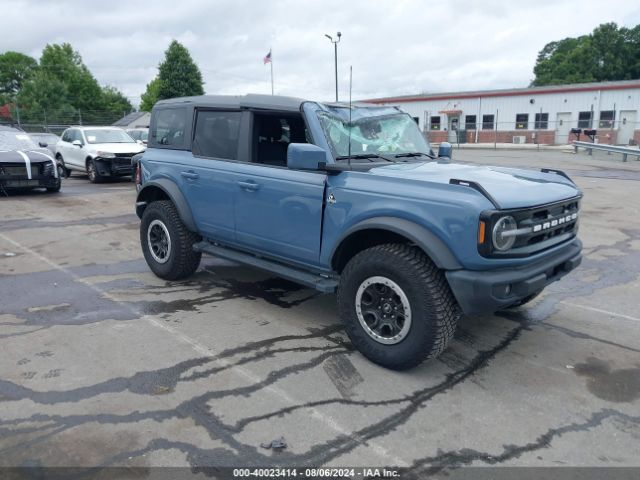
[270,48,274,95]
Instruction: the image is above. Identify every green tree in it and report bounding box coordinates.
[157,40,204,100]
[0,51,37,96]
[102,86,133,117]
[140,77,160,111]
[532,22,640,86]
[14,43,131,125]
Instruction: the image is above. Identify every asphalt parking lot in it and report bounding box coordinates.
[1,148,639,476]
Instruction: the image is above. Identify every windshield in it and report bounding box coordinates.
[317,107,431,159]
[84,129,135,144]
[0,131,38,150]
[30,133,59,143]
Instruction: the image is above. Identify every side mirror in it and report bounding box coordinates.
[72,140,83,148]
[438,142,452,159]
[39,141,48,148]
[136,140,144,145]
[287,143,327,171]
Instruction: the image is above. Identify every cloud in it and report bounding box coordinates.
[1,0,639,106]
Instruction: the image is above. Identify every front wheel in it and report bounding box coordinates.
[140,200,202,280]
[46,178,61,193]
[86,159,102,183]
[337,244,460,370]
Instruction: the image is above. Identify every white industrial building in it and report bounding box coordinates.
[367,80,640,146]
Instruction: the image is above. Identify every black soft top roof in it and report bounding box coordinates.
[155,94,308,112]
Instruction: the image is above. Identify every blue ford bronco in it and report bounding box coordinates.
[135,94,582,369]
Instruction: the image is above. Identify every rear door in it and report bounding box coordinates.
[232,111,326,268]
[182,108,245,241]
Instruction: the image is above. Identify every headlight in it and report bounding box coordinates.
[492,216,517,251]
[96,151,115,158]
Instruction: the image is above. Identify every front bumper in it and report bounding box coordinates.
[446,238,582,315]
[94,157,133,177]
[0,175,59,190]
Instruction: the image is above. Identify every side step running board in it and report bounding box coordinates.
[193,241,338,293]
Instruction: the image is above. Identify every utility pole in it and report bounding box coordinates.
[325,32,341,102]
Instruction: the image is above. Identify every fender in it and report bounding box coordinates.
[331,216,462,270]
[136,178,197,232]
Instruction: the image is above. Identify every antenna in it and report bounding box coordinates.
[348,65,353,168]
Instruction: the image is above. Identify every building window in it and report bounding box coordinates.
[599,111,615,128]
[534,113,549,129]
[482,114,494,130]
[515,114,529,130]
[430,116,441,130]
[578,111,593,129]
[465,115,477,130]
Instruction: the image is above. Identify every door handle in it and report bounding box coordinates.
[181,171,199,180]
[237,180,260,191]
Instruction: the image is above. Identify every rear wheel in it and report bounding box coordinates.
[140,200,202,280]
[56,155,71,178]
[338,243,460,370]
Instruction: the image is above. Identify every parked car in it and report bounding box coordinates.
[134,94,582,370]
[28,132,60,156]
[126,128,149,145]
[0,126,61,193]
[56,126,145,183]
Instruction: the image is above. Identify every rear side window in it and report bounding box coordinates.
[192,110,241,160]
[153,108,187,147]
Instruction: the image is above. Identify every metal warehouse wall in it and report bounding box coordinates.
[375,83,640,146]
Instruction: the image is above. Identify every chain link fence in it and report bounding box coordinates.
[0,108,135,135]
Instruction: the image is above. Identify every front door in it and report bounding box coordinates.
[233,112,326,268]
[617,111,636,146]
[555,112,571,145]
[448,116,459,143]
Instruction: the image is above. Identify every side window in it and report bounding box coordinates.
[193,110,241,160]
[153,108,187,147]
[253,114,307,167]
[62,130,71,142]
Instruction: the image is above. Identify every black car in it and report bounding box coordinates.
[0,126,61,193]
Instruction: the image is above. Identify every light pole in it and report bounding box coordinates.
[325,32,341,102]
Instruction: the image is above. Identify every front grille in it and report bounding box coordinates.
[481,197,581,258]
[0,163,28,176]
[114,153,136,159]
[513,198,580,250]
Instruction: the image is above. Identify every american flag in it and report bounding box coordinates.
[263,50,272,64]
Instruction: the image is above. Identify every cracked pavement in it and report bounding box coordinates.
[0,149,639,475]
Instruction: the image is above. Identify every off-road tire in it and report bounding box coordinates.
[87,159,102,184]
[140,200,201,280]
[337,243,460,370]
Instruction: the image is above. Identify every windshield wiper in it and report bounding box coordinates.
[394,152,436,159]
[336,153,395,162]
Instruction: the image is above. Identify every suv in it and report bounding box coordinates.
[135,94,582,370]
[56,126,145,183]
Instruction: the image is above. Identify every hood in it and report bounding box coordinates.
[0,148,56,164]
[86,142,145,154]
[368,161,580,209]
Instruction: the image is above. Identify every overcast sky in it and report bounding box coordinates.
[2,0,640,106]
